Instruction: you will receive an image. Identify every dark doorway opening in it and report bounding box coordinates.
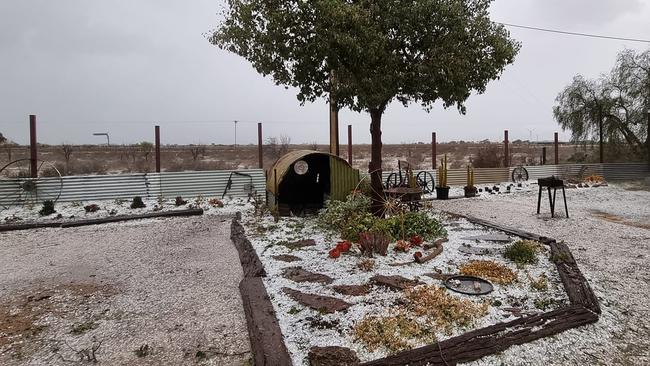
[278,154,331,215]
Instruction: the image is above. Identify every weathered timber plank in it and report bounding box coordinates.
[550,241,601,314]
[361,305,598,366]
[240,277,293,366]
[231,215,266,277]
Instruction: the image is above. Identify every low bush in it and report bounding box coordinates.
[503,240,540,265]
[387,212,447,241]
[175,196,187,206]
[460,260,517,285]
[130,196,146,209]
[39,200,56,216]
[84,204,100,213]
[318,194,375,242]
[354,313,434,354]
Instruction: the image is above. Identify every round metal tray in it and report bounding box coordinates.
[444,275,493,295]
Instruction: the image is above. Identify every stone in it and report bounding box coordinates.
[272,254,302,263]
[282,288,351,313]
[332,284,371,296]
[458,244,490,255]
[282,267,333,284]
[308,346,360,366]
[461,234,511,242]
[285,239,317,250]
[371,275,422,291]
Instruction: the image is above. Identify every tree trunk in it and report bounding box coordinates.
[369,109,384,216]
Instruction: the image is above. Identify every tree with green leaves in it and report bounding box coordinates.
[211,0,520,214]
[554,48,649,161]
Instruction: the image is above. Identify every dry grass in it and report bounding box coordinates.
[460,260,517,285]
[590,210,650,230]
[353,312,435,353]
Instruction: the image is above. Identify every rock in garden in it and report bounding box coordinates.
[273,254,303,263]
[282,267,333,284]
[371,275,422,291]
[308,346,360,366]
[285,239,317,250]
[331,284,371,296]
[283,288,351,313]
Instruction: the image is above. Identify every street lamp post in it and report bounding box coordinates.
[93,133,110,146]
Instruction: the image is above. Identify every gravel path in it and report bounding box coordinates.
[0,215,251,365]
[432,185,650,366]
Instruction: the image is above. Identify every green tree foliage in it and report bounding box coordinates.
[211,0,520,214]
[554,48,649,157]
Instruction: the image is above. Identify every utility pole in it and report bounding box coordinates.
[234,120,238,149]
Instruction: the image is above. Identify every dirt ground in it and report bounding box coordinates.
[0,215,251,365]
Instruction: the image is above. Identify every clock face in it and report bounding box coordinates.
[294,160,309,175]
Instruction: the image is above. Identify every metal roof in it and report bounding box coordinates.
[266,150,353,195]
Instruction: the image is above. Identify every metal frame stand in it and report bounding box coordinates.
[537,177,569,218]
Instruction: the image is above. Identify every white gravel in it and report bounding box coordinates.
[0,215,251,365]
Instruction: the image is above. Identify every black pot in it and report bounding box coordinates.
[435,186,450,200]
[464,186,477,198]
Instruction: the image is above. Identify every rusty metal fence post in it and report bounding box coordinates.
[155,125,161,173]
[504,130,509,167]
[29,115,37,178]
[554,132,559,165]
[432,132,437,170]
[347,125,352,166]
[258,122,263,169]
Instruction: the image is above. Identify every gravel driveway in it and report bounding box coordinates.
[433,185,650,366]
[0,215,251,365]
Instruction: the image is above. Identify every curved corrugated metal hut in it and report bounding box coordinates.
[267,150,360,215]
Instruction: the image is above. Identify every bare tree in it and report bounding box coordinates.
[279,135,291,156]
[0,132,6,144]
[139,142,154,161]
[62,144,74,163]
[309,141,319,151]
[190,146,206,161]
[266,135,291,159]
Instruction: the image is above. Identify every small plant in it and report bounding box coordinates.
[39,200,56,216]
[464,166,477,197]
[130,196,146,209]
[358,231,391,257]
[175,196,187,206]
[84,204,100,213]
[208,198,224,207]
[357,259,375,272]
[387,212,446,241]
[504,240,540,266]
[460,260,517,285]
[436,155,449,188]
[404,286,489,332]
[394,240,410,253]
[288,306,302,315]
[134,344,150,358]
[528,273,548,291]
[354,313,435,354]
[328,247,341,259]
[409,235,423,246]
[317,194,374,241]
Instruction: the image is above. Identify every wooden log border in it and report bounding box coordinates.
[231,213,293,366]
[0,208,204,232]
[231,212,600,366]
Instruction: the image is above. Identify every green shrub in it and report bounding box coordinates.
[504,240,539,265]
[130,196,146,209]
[39,200,56,216]
[318,194,375,241]
[387,212,446,241]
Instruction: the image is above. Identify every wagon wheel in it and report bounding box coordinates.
[416,171,436,193]
[511,166,529,183]
[384,172,404,189]
[0,159,63,211]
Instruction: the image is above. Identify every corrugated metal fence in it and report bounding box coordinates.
[0,169,266,205]
[1,163,647,206]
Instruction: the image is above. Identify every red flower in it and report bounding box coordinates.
[409,235,424,246]
[329,248,341,259]
[336,240,352,252]
[394,240,410,252]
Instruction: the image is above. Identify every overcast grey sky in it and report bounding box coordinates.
[1,0,649,145]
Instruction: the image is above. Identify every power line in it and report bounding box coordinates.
[497,22,650,44]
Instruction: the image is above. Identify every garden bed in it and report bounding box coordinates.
[235,193,599,365]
